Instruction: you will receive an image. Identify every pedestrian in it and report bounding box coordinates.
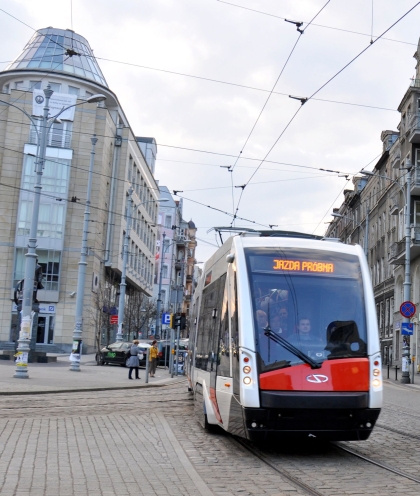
[149,340,159,377]
[127,339,141,380]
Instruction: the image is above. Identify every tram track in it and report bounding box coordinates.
[333,442,420,484]
[231,437,326,496]
[229,434,420,495]
[376,422,420,441]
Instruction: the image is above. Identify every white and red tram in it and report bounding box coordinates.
[187,230,382,441]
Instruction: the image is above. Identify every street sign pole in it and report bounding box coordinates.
[400,301,416,384]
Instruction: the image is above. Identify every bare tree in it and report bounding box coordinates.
[125,289,157,340]
[90,275,119,363]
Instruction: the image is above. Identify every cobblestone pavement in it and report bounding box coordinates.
[1,381,420,495]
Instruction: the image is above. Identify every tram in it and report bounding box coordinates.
[187,229,382,441]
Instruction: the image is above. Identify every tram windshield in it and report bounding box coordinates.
[245,247,368,372]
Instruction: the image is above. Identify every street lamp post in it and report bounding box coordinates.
[155,232,166,340]
[116,197,168,343]
[70,135,98,372]
[361,167,412,384]
[0,87,106,378]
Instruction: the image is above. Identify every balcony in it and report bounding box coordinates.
[388,228,420,264]
[176,234,187,246]
[411,165,420,196]
[408,113,420,144]
[174,259,184,270]
[389,192,399,215]
[389,240,405,265]
[186,274,193,282]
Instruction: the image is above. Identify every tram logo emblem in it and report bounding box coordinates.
[35,95,44,104]
[306,374,329,383]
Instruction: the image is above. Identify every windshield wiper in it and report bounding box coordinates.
[264,327,322,369]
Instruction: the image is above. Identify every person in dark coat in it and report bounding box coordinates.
[128,339,141,379]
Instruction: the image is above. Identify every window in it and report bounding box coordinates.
[30,120,73,148]
[85,91,93,98]
[415,201,420,227]
[162,264,168,279]
[23,155,70,195]
[165,215,172,228]
[14,81,25,90]
[68,86,80,96]
[399,209,404,240]
[163,238,170,254]
[18,201,65,239]
[30,81,42,90]
[14,248,61,291]
[3,83,9,93]
[48,82,61,93]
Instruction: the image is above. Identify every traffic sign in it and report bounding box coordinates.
[162,312,171,325]
[400,301,416,318]
[110,315,118,325]
[402,322,414,335]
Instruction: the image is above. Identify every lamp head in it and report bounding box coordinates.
[360,170,375,176]
[86,94,106,103]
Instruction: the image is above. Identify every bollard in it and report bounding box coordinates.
[145,349,149,384]
[395,365,399,381]
[387,363,390,379]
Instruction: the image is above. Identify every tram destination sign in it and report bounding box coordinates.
[400,301,416,318]
[273,259,334,273]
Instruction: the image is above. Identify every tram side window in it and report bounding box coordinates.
[229,266,240,395]
[207,274,226,373]
[195,274,226,372]
[217,279,230,377]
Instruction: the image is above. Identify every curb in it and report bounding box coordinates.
[0,377,187,396]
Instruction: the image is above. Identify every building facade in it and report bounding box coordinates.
[326,38,420,369]
[0,27,159,353]
[154,191,197,338]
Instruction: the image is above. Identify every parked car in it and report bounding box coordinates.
[99,341,151,367]
[157,339,189,366]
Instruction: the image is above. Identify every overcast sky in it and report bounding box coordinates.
[1,0,420,262]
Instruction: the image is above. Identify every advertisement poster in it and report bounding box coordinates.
[69,340,82,362]
[14,351,28,367]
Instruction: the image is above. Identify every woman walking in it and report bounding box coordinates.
[149,340,159,377]
[128,339,141,380]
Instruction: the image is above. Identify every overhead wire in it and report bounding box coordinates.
[0,8,400,114]
[0,140,285,229]
[312,152,384,233]
[231,3,420,223]
[229,1,331,225]
[0,116,359,179]
[215,0,417,47]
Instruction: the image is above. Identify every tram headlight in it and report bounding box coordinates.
[373,368,381,377]
[372,379,381,387]
[243,366,251,374]
[243,377,252,385]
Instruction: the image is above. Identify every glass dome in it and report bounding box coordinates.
[5,27,108,87]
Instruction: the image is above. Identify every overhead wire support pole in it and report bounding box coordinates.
[116,187,134,343]
[402,165,412,384]
[155,232,166,339]
[360,167,412,383]
[70,135,98,372]
[13,85,53,379]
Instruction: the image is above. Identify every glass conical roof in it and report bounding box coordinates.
[5,27,108,87]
